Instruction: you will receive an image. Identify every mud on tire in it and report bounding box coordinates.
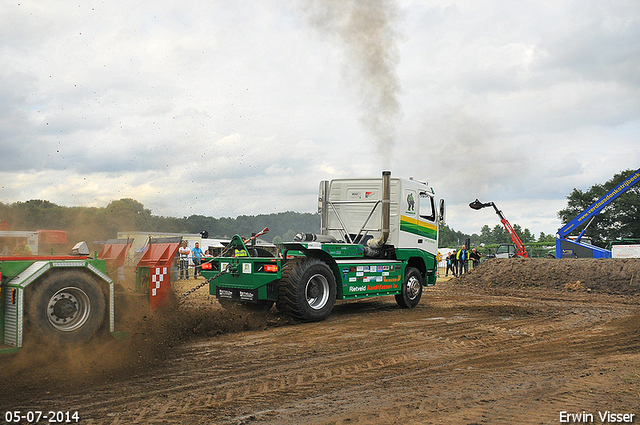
[276,257,336,322]
[27,270,107,344]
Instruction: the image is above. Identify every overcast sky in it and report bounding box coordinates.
[1,0,638,238]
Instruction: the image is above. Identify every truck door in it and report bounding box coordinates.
[399,189,438,251]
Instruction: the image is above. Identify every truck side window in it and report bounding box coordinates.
[419,192,435,222]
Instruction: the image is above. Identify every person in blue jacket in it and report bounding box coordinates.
[191,242,204,278]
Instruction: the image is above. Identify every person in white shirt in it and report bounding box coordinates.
[179,241,191,280]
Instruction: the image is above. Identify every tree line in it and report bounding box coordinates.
[0,198,319,251]
[438,222,548,248]
[1,168,636,251]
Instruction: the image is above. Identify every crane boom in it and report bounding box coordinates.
[500,217,528,258]
[557,167,640,239]
[469,199,528,258]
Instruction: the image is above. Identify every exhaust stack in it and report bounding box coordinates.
[367,171,391,250]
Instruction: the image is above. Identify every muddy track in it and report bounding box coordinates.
[3,276,639,425]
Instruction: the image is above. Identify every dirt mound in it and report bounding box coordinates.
[457,258,640,295]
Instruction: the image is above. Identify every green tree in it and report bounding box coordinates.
[104,198,152,235]
[518,226,534,243]
[480,225,492,244]
[491,224,509,244]
[557,169,640,245]
[11,199,66,230]
[283,229,297,242]
[538,232,555,243]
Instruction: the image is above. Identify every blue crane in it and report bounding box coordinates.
[556,167,640,258]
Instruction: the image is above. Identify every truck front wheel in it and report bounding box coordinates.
[395,267,423,308]
[277,258,336,322]
[27,270,107,344]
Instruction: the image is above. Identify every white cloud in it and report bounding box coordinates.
[0,0,638,239]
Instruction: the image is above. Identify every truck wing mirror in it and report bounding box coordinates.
[438,199,446,224]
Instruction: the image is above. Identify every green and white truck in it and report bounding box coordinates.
[201,171,445,321]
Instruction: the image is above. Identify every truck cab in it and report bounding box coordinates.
[319,174,441,285]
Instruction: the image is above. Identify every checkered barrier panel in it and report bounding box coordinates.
[150,266,170,309]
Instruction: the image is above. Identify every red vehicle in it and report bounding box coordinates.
[469,199,528,258]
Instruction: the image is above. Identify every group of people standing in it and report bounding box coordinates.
[178,241,205,280]
[445,245,482,277]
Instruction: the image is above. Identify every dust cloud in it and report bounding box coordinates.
[297,0,402,165]
[0,293,285,402]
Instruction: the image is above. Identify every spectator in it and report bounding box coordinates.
[445,252,456,277]
[451,248,458,277]
[13,239,32,256]
[191,242,204,278]
[470,248,482,268]
[457,245,469,275]
[179,241,191,280]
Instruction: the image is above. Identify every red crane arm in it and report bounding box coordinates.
[469,199,529,258]
[500,218,528,258]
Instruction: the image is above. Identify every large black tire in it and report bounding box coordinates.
[276,258,336,322]
[395,267,423,309]
[27,270,107,344]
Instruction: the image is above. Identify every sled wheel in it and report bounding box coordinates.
[395,267,423,309]
[277,257,336,322]
[27,270,106,344]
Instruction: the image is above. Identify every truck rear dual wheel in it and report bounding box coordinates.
[27,270,107,344]
[277,258,336,322]
[395,267,423,309]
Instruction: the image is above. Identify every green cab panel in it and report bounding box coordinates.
[395,248,438,286]
[333,259,405,300]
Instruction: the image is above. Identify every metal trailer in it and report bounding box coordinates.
[201,171,446,322]
[97,238,133,273]
[0,229,68,256]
